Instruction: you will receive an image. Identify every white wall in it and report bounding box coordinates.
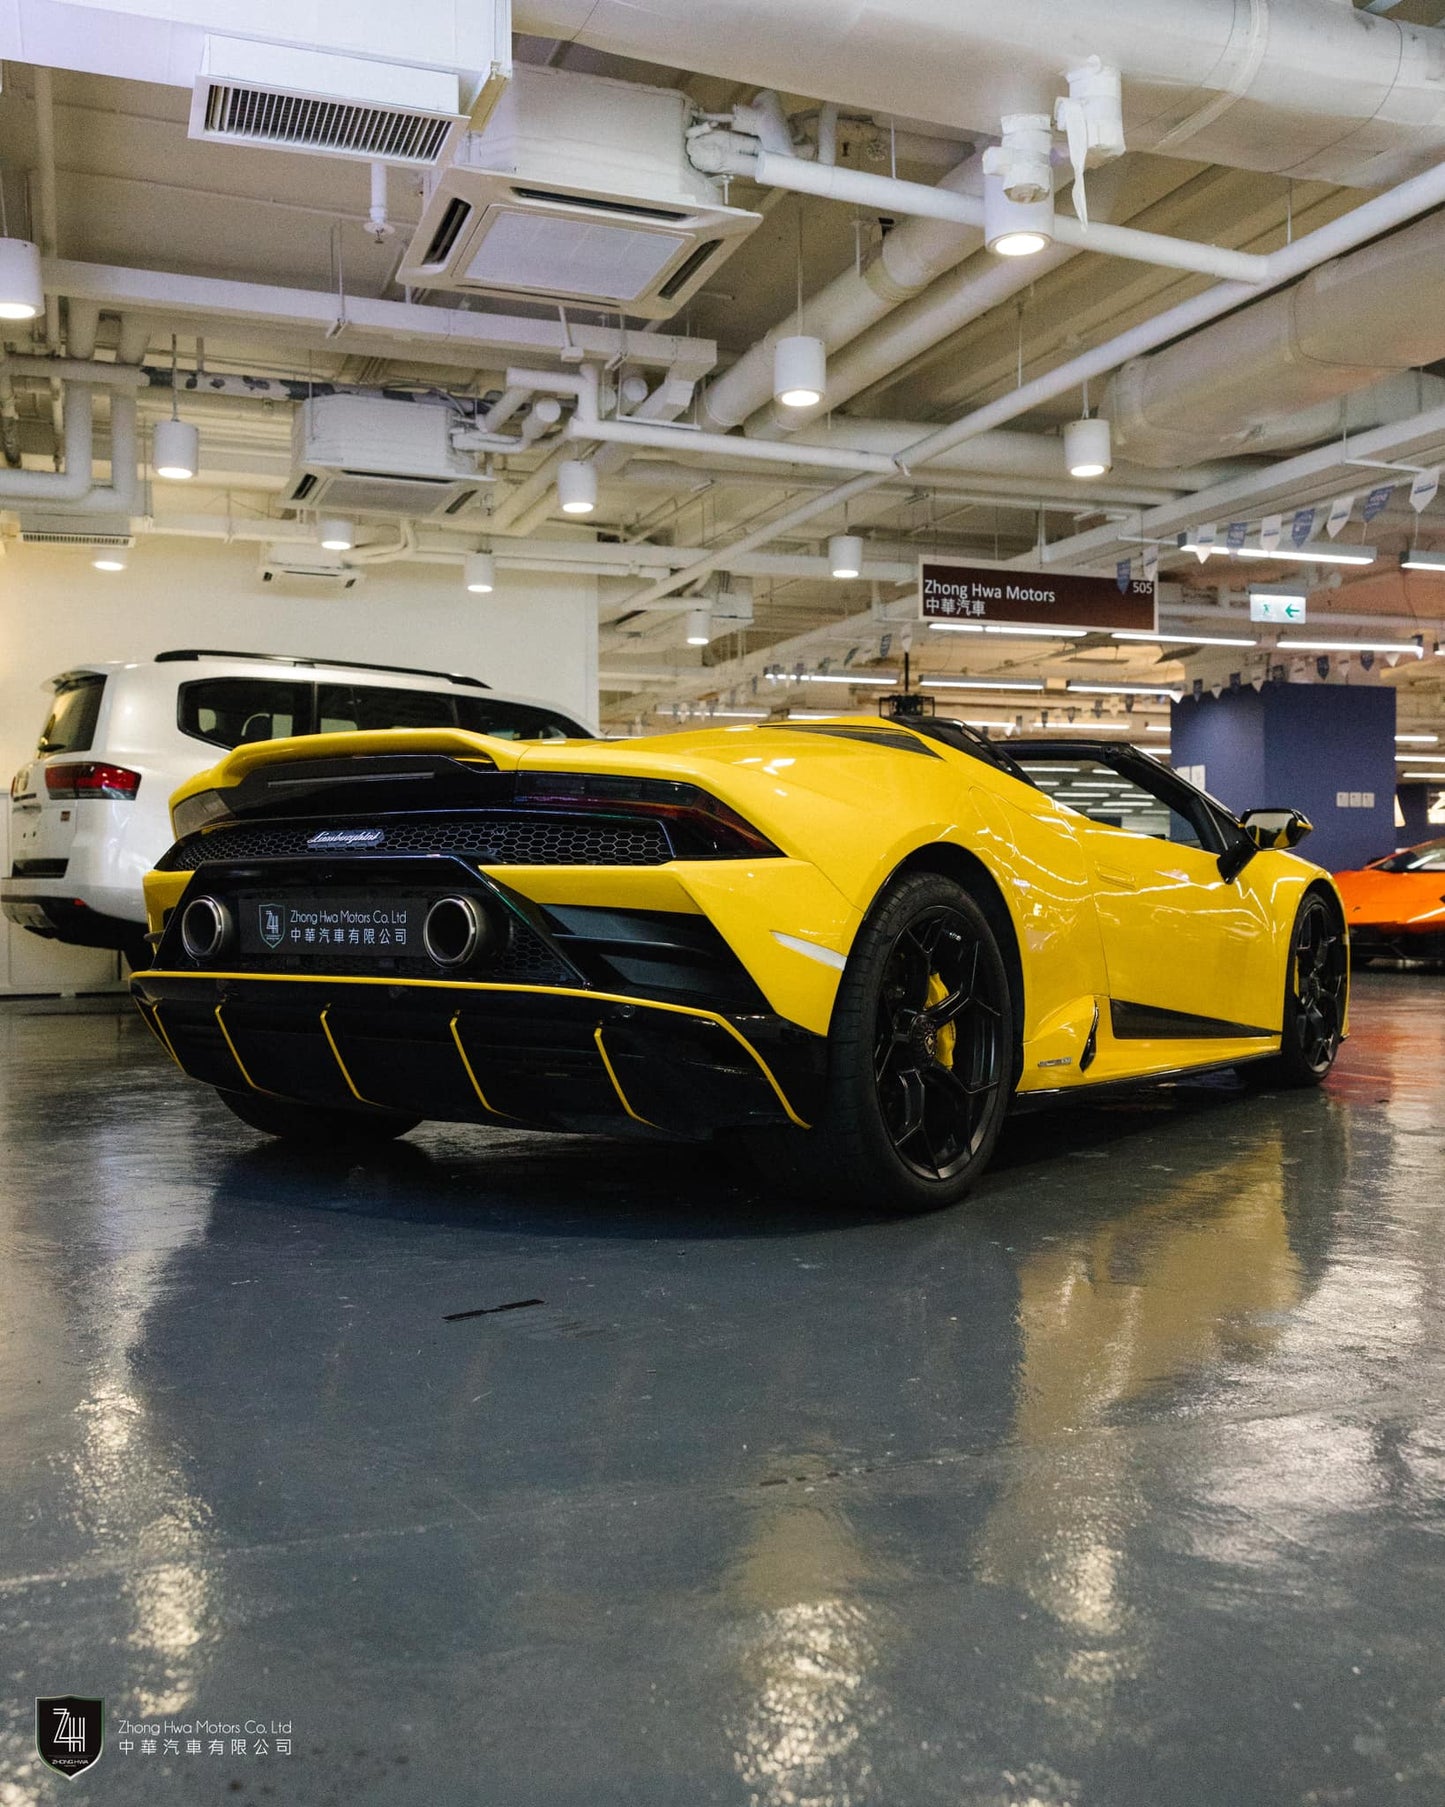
[0,538,598,994]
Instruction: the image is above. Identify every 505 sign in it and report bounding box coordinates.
[919,559,1156,634]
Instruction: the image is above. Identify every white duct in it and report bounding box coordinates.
[699,153,987,431]
[1107,207,1445,467]
[0,376,141,510]
[518,0,1445,187]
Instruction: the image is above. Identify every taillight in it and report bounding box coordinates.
[514,772,781,856]
[44,763,141,801]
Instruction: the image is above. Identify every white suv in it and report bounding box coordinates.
[5,649,591,968]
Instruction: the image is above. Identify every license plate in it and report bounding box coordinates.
[239,893,425,960]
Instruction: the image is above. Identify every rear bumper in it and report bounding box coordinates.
[130,968,825,1138]
[1349,925,1445,962]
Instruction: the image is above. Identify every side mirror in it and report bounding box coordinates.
[1240,807,1314,850]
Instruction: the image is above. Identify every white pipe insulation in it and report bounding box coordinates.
[0,373,142,510]
[698,153,988,431]
[1107,206,1445,466]
[518,0,1445,187]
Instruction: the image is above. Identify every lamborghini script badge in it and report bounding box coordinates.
[36,1696,104,1779]
[307,828,386,849]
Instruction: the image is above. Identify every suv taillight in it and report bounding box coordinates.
[44,763,141,801]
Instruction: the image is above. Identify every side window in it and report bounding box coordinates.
[455,697,589,741]
[39,675,105,754]
[178,678,310,750]
[316,684,460,734]
[1026,756,1210,848]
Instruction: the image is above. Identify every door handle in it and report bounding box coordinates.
[1096,865,1138,891]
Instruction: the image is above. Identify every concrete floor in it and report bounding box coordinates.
[1,976,1442,1807]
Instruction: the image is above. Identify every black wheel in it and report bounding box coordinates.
[215,1088,420,1144]
[1257,891,1348,1087]
[766,873,1016,1212]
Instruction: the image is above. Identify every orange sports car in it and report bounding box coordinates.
[1336,837,1445,962]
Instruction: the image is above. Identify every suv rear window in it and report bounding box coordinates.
[318,683,587,741]
[39,675,105,754]
[179,678,310,750]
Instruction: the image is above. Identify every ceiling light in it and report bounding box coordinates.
[92,551,127,572]
[1401,551,1445,571]
[1183,540,1375,566]
[1401,771,1445,781]
[1112,630,1258,647]
[685,606,713,646]
[1396,732,1440,744]
[1276,637,1423,657]
[1064,415,1111,479]
[557,459,597,516]
[152,415,199,481]
[921,678,1046,692]
[464,551,495,594]
[0,237,44,320]
[828,533,863,579]
[1068,682,1182,697]
[983,170,1053,257]
[767,671,898,685]
[773,335,827,409]
[318,517,354,551]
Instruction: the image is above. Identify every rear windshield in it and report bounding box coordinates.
[318,683,586,742]
[1374,840,1445,873]
[38,675,105,754]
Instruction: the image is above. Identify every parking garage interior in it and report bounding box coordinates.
[3,3,1445,1802]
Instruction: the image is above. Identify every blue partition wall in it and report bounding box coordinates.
[1171,683,1397,872]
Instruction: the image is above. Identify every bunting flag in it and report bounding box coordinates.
[1229,671,1242,691]
[1316,655,1331,681]
[1409,466,1440,513]
[1225,520,1248,550]
[1260,513,1283,552]
[1363,482,1395,522]
[1325,494,1355,539]
[1359,650,1375,672]
[1143,543,1159,583]
[1291,506,1316,547]
[1116,557,1131,593]
[1191,521,1217,562]
[1192,677,1205,700]
[879,633,892,659]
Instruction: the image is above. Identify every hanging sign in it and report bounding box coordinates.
[1325,494,1355,539]
[1249,593,1307,624]
[1260,513,1283,552]
[918,560,1157,632]
[1225,520,1249,551]
[1290,506,1316,547]
[1115,557,1132,592]
[1409,466,1440,512]
[1143,543,1159,583]
[1363,483,1395,522]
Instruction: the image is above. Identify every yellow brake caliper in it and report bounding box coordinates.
[926,973,956,1069]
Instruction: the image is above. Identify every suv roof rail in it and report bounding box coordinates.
[154,649,489,689]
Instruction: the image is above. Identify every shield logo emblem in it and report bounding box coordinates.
[258,903,285,949]
[36,1697,104,1780]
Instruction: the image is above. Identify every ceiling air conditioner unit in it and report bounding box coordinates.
[190,36,473,166]
[282,395,484,519]
[258,545,364,595]
[16,511,135,549]
[398,64,761,319]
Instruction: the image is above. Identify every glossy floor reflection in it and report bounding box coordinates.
[1,976,1443,1806]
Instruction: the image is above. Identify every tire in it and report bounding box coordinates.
[761,873,1016,1213]
[216,1088,420,1144]
[1253,890,1348,1088]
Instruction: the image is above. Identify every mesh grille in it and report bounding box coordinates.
[202,84,452,164]
[159,814,672,871]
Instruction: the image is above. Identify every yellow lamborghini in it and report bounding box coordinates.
[130,709,1348,1211]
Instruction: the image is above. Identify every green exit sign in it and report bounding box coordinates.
[1249,593,1307,624]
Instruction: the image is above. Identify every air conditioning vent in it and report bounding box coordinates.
[283,395,483,520]
[190,37,469,167]
[17,511,135,548]
[202,83,454,163]
[259,546,364,593]
[399,65,760,319]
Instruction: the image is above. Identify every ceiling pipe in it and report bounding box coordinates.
[0,383,94,500]
[698,151,988,432]
[1106,207,1445,466]
[722,144,1270,284]
[45,260,717,381]
[609,155,1445,613]
[516,0,1445,187]
[30,66,63,450]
